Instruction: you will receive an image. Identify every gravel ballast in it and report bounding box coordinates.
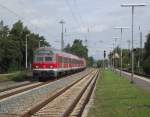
[0,69,92,115]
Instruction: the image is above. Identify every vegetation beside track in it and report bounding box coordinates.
[0,71,32,82]
[88,69,150,117]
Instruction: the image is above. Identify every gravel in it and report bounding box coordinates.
[0,69,92,116]
[0,81,32,92]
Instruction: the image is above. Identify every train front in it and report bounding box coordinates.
[32,47,58,80]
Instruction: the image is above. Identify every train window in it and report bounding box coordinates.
[63,57,66,63]
[58,57,62,63]
[64,57,67,63]
[72,59,74,64]
[35,57,44,62]
[64,57,68,63]
[35,50,53,55]
[45,57,52,62]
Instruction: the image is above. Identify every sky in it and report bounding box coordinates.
[0,0,150,60]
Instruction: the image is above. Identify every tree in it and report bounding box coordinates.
[0,20,50,73]
[64,44,71,53]
[64,39,88,59]
[97,60,103,68]
[143,56,150,74]
[144,33,150,58]
[87,56,94,67]
[64,39,95,66]
[70,39,88,58]
[143,33,150,74]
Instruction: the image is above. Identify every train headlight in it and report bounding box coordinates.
[36,66,39,68]
[43,65,46,68]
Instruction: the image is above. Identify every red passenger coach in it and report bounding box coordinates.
[32,47,86,80]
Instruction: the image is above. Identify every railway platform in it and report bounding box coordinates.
[115,69,150,92]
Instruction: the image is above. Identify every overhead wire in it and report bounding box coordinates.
[73,0,90,45]
[65,0,84,39]
[0,3,58,39]
[65,0,92,48]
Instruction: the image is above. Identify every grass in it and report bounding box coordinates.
[88,69,150,117]
[0,71,32,82]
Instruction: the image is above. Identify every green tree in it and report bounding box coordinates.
[144,33,150,58]
[143,33,150,74]
[97,60,103,68]
[87,56,94,67]
[64,44,71,53]
[70,39,88,58]
[64,39,88,59]
[0,20,50,73]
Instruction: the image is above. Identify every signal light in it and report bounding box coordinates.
[104,50,106,58]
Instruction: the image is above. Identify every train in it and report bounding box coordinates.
[32,47,86,81]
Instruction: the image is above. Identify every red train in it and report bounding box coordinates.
[32,47,86,80]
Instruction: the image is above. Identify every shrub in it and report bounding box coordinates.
[143,56,150,75]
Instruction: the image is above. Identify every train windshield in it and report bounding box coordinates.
[34,50,53,55]
[34,56,53,62]
[35,57,44,62]
[45,57,52,62]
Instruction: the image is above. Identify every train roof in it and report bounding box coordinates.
[35,47,84,60]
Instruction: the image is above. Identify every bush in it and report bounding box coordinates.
[143,56,150,75]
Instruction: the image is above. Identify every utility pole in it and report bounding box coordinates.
[104,50,106,69]
[84,39,88,47]
[25,34,29,69]
[112,37,119,69]
[114,27,128,76]
[127,40,131,69]
[113,43,115,71]
[59,20,65,51]
[121,3,146,83]
[139,26,143,72]
[127,40,131,51]
[39,40,42,48]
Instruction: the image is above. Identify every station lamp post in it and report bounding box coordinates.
[121,3,146,83]
[103,50,106,69]
[109,47,113,69]
[59,20,65,51]
[138,26,143,72]
[25,34,30,69]
[39,40,43,48]
[113,27,128,76]
[112,37,120,69]
[112,43,115,71]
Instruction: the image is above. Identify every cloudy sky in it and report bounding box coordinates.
[0,0,150,59]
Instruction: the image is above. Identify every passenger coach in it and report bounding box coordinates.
[32,47,86,80]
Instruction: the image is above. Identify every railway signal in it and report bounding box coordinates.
[104,50,106,58]
[103,50,106,69]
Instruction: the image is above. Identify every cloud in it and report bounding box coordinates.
[30,18,50,29]
[0,0,149,59]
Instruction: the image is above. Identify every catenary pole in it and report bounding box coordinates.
[114,27,128,76]
[121,3,146,83]
[59,20,65,51]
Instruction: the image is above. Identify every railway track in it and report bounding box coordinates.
[0,70,92,101]
[0,69,95,117]
[0,82,33,93]
[21,69,99,117]
[0,81,50,100]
